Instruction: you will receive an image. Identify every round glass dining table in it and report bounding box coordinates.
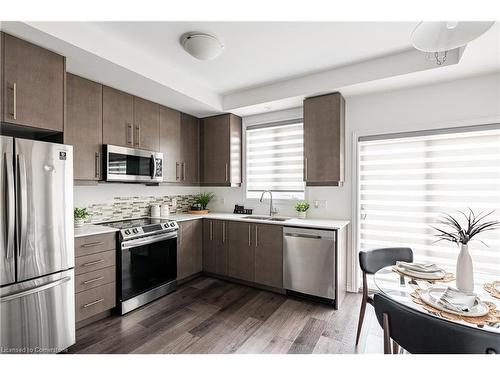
[373,266,500,334]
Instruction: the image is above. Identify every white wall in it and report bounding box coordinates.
[204,72,500,220]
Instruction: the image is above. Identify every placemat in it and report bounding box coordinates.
[410,289,500,326]
[484,281,500,299]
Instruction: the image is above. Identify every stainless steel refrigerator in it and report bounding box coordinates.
[0,136,75,354]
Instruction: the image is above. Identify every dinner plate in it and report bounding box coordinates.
[395,266,446,280]
[420,287,489,317]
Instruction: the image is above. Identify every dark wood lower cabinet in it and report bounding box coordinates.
[202,219,228,275]
[254,224,283,289]
[228,221,255,282]
[177,219,203,280]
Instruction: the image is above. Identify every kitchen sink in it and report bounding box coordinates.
[242,216,290,222]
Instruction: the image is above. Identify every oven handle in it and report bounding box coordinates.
[121,231,178,249]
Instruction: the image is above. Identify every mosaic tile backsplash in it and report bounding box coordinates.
[83,195,197,223]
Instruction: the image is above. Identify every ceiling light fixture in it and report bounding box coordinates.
[411,21,495,65]
[180,32,224,60]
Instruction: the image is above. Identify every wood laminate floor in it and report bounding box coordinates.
[68,276,383,354]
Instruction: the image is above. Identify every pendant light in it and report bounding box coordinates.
[411,21,495,65]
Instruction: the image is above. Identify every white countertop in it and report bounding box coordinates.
[162,212,350,230]
[74,224,119,238]
[78,212,349,238]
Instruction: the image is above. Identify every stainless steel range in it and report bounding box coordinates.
[103,218,178,315]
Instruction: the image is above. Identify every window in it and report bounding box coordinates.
[358,125,500,284]
[246,121,305,199]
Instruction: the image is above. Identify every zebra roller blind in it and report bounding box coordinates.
[358,125,500,284]
[246,121,305,199]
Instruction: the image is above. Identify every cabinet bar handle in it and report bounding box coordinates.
[95,152,100,178]
[81,241,104,248]
[126,123,133,145]
[248,225,251,246]
[135,125,140,147]
[83,298,104,308]
[255,226,258,247]
[175,162,179,180]
[82,259,104,267]
[182,162,186,181]
[10,83,17,120]
[225,163,228,182]
[304,157,308,181]
[83,276,105,285]
[222,222,225,243]
[210,221,213,241]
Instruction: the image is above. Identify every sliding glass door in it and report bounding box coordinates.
[358,125,500,284]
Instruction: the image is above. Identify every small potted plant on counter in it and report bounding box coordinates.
[74,207,90,227]
[189,192,216,214]
[295,201,310,219]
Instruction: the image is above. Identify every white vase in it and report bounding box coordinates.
[74,218,85,228]
[297,211,307,219]
[456,243,474,293]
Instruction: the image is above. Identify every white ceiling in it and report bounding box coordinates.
[1,21,498,117]
[87,22,418,94]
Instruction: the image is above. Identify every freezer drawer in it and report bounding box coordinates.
[0,269,75,354]
[283,227,336,300]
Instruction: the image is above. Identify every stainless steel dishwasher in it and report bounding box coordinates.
[283,226,336,301]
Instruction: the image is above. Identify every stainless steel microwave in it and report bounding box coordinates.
[103,144,163,183]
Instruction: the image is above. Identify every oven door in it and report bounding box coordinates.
[119,231,177,304]
[104,144,163,183]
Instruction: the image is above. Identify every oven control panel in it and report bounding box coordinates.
[120,220,179,240]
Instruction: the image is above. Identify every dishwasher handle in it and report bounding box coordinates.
[284,233,322,239]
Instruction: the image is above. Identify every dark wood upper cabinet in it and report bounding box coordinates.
[134,96,159,151]
[102,86,134,148]
[303,92,345,186]
[254,224,283,289]
[64,74,103,181]
[180,113,200,184]
[160,106,182,182]
[159,108,200,184]
[1,33,65,131]
[200,113,242,186]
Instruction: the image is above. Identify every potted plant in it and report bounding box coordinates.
[189,192,216,214]
[295,201,310,219]
[74,207,90,227]
[432,209,499,292]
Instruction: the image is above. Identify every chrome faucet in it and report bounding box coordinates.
[260,190,278,217]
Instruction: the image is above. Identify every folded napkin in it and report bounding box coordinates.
[396,261,443,274]
[437,287,477,313]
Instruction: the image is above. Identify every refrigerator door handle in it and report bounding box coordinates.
[17,154,28,258]
[0,276,71,302]
[5,152,15,259]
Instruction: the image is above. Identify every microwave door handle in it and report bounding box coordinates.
[150,155,155,179]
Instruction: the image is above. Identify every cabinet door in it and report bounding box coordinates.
[202,220,217,273]
[228,221,255,282]
[65,74,103,181]
[201,115,230,185]
[2,33,64,131]
[254,224,283,288]
[191,219,203,274]
[134,96,159,151]
[180,113,199,184]
[159,106,182,182]
[177,221,191,280]
[214,220,228,276]
[102,86,134,147]
[303,93,345,186]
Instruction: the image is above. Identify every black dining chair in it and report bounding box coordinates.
[356,247,413,345]
[373,292,500,354]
